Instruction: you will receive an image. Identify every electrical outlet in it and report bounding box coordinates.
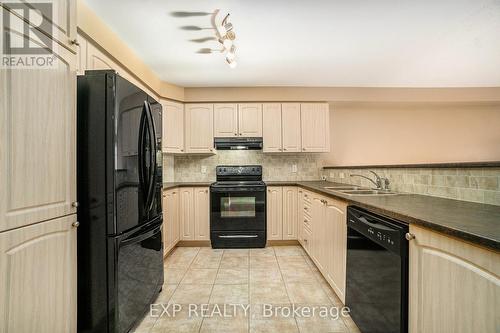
[201,165,207,174]
[291,164,297,173]
[339,172,345,179]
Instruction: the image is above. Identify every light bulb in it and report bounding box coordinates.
[226,52,236,61]
[223,38,232,50]
[217,25,227,36]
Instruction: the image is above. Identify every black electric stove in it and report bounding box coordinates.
[210,165,266,248]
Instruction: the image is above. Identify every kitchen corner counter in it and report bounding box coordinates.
[163,182,212,190]
[266,180,500,251]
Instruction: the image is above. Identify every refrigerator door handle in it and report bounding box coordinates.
[138,103,148,208]
[120,223,162,247]
[144,101,156,212]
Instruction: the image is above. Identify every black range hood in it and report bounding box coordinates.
[214,137,263,150]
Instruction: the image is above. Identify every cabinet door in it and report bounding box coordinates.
[193,187,210,241]
[283,187,298,240]
[3,0,77,52]
[238,103,263,137]
[0,26,77,232]
[300,103,330,152]
[76,32,88,75]
[0,214,77,333]
[179,188,194,240]
[163,189,179,255]
[324,198,347,304]
[171,190,180,245]
[262,103,282,152]
[310,195,325,270]
[214,104,238,137]
[185,104,214,153]
[266,187,283,240]
[409,225,500,333]
[282,103,302,152]
[162,101,185,153]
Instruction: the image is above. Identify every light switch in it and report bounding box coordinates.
[339,172,345,179]
[291,164,297,173]
[201,165,207,174]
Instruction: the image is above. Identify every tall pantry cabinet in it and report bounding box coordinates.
[0,2,78,332]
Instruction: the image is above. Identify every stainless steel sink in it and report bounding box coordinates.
[339,189,398,196]
[323,186,361,191]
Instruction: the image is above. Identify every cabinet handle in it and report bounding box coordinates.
[302,148,306,151]
[71,201,79,208]
[69,39,80,46]
[181,149,184,152]
[234,133,238,136]
[163,194,166,198]
[172,191,176,194]
[283,148,287,151]
[405,233,415,241]
[205,189,208,193]
[304,219,307,223]
[72,221,80,228]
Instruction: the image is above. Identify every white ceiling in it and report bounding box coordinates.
[85,0,500,87]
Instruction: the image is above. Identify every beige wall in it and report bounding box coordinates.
[325,102,500,166]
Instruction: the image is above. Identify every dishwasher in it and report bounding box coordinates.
[346,206,409,333]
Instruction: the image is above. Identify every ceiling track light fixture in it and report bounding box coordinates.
[211,9,237,68]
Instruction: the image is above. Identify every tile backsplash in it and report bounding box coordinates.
[163,152,500,206]
[321,167,500,206]
[172,151,325,182]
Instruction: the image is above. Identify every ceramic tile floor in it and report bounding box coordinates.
[132,246,360,333]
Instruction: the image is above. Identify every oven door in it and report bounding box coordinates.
[210,186,266,231]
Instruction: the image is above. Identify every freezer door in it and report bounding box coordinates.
[113,220,164,333]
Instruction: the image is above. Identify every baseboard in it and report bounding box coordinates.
[177,240,211,247]
[267,240,300,246]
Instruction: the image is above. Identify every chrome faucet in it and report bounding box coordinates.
[350,171,390,190]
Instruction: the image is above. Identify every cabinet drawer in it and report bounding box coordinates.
[302,226,312,254]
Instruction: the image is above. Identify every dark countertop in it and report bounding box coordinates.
[163,182,212,190]
[269,181,500,251]
[164,180,500,251]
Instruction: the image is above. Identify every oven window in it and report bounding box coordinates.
[220,197,256,218]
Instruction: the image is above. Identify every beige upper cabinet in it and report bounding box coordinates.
[301,103,330,152]
[0,215,77,333]
[282,103,302,152]
[214,104,238,137]
[179,187,195,240]
[262,103,282,152]
[193,187,210,241]
[0,27,77,232]
[282,187,298,240]
[266,187,283,240]
[409,225,500,333]
[162,101,185,154]
[185,104,214,153]
[3,0,77,52]
[238,103,263,137]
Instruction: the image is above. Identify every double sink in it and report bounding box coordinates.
[323,185,398,196]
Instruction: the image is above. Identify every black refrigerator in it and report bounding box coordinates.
[77,70,164,333]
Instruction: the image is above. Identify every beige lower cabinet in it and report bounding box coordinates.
[266,186,299,241]
[409,225,500,333]
[179,187,195,240]
[193,187,210,241]
[162,189,180,255]
[0,214,77,333]
[179,187,210,241]
[308,191,347,303]
[282,187,298,240]
[266,187,283,240]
